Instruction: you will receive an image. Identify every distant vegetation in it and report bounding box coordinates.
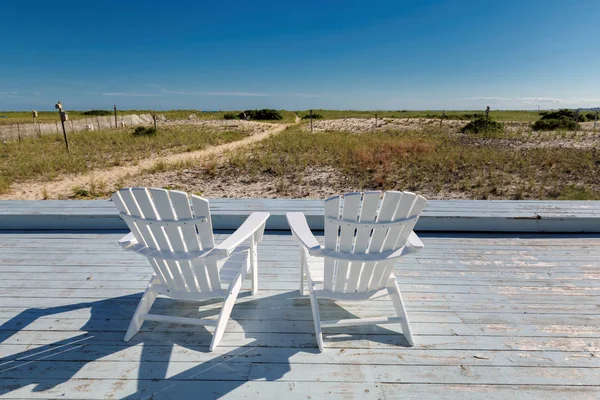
[461,116,505,134]
[238,109,283,120]
[133,126,157,136]
[81,110,113,116]
[533,109,580,131]
[223,113,239,120]
[301,113,323,119]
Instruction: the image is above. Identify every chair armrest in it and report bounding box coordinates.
[286,212,321,254]
[118,232,137,249]
[213,212,270,257]
[407,231,424,249]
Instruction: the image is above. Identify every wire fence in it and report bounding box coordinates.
[0,114,157,142]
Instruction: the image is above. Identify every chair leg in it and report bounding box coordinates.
[308,283,324,351]
[125,277,159,342]
[210,254,249,351]
[250,240,259,295]
[388,276,414,346]
[299,249,306,295]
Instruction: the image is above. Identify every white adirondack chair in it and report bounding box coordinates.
[112,188,270,351]
[286,191,427,351]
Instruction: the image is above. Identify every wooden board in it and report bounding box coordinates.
[2,199,600,231]
[0,231,599,399]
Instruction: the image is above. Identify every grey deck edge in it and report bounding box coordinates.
[1,199,600,232]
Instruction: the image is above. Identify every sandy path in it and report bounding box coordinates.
[2,123,289,200]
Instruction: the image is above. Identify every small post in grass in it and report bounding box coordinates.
[114,105,118,128]
[575,109,580,131]
[153,112,157,129]
[594,110,598,131]
[440,110,445,127]
[375,114,378,128]
[310,109,313,133]
[17,123,21,141]
[32,110,37,125]
[485,106,490,133]
[55,101,70,153]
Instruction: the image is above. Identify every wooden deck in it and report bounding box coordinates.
[0,230,599,399]
[2,199,600,232]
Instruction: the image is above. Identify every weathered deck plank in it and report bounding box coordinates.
[2,199,600,231]
[0,231,599,399]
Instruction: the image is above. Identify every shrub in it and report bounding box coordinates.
[532,119,578,131]
[461,117,504,134]
[532,109,581,131]
[133,126,157,136]
[238,109,283,120]
[223,113,239,120]
[81,110,113,116]
[586,112,598,120]
[301,113,323,119]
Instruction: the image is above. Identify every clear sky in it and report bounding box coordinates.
[1,0,598,111]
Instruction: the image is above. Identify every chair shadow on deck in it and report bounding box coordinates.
[0,290,411,399]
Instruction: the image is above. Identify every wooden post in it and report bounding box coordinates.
[153,113,157,129]
[114,105,118,128]
[97,116,101,130]
[440,110,445,127]
[485,106,490,132]
[17,123,21,141]
[375,114,378,128]
[594,110,598,131]
[575,110,579,131]
[310,110,313,133]
[60,112,70,153]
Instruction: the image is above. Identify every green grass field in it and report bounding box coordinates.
[218,125,600,200]
[0,124,250,194]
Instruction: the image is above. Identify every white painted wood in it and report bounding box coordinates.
[111,188,270,350]
[286,191,427,351]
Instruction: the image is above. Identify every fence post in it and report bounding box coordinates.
[375,114,378,128]
[17,123,21,141]
[440,110,445,127]
[114,105,118,128]
[310,110,313,133]
[575,110,579,131]
[55,101,70,153]
[485,106,490,133]
[153,113,157,129]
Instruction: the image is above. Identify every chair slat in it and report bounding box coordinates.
[334,193,361,292]
[381,192,415,252]
[357,261,376,292]
[368,191,402,253]
[131,188,172,252]
[353,191,381,253]
[205,257,222,291]
[119,188,156,248]
[170,191,202,253]
[191,195,215,250]
[112,191,147,247]
[149,189,187,253]
[394,194,427,249]
[323,196,340,291]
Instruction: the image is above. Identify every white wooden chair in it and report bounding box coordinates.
[286,191,427,351]
[112,188,270,351]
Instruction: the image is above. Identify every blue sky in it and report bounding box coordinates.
[1,0,599,111]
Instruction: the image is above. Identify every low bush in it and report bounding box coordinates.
[532,109,581,131]
[81,110,113,116]
[586,112,598,120]
[301,113,323,119]
[461,117,504,134]
[532,119,578,131]
[133,126,157,136]
[238,109,283,120]
[223,113,239,120]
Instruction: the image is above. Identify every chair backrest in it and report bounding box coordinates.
[112,188,219,294]
[322,191,426,294]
